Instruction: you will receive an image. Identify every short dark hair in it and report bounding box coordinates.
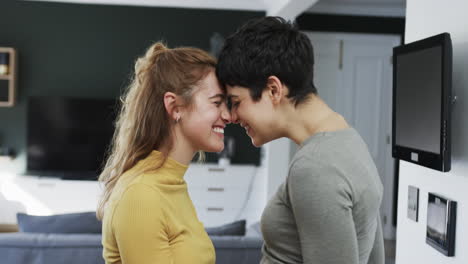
[216,16,317,106]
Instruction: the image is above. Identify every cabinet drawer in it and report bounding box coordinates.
[188,187,249,208]
[185,165,257,188]
[195,207,239,227]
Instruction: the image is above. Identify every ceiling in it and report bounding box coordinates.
[25,0,406,18]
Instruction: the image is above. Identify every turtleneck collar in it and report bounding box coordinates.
[138,150,189,181]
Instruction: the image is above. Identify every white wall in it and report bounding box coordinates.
[395,1,468,263]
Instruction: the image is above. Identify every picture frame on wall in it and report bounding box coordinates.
[407,185,419,222]
[0,47,16,107]
[426,192,457,256]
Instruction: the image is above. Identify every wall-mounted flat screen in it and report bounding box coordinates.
[392,33,452,172]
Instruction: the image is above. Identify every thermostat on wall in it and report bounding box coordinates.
[426,192,457,256]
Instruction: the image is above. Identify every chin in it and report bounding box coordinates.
[250,137,263,148]
[203,143,224,153]
[250,134,271,147]
[252,141,264,148]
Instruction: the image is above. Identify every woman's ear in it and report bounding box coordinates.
[163,92,181,122]
[266,75,286,105]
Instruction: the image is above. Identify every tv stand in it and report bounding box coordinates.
[26,171,99,181]
[1,175,102,216]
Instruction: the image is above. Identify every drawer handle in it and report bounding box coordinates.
[207,187,225,192]
[208,168,225,172]
[207,207,224,212]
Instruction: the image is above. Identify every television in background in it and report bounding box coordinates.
[27,96,117,180]
[392,33,452,172]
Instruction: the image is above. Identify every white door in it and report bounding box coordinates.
[311,33,342,110]
[305,32,400,239]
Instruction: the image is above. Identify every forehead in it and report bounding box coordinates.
[196,71,224,96]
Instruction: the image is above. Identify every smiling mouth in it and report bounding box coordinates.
[213,127,224,134]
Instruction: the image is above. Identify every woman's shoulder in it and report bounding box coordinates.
[123,181,163,200]
[109,179,164,210]
[287,144,382,207]
[286,149,356,204]
[287,157,352,192]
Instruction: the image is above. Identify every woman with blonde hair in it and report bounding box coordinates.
[97,42,231,264]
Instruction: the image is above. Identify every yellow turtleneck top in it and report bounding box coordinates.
[102,150,215,264]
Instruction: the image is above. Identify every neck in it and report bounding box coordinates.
[283,95,349,145]
[160,128,196,166]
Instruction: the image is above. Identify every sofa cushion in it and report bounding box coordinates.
[17,212,101,234]
[246,221,263,237]
[205,219,246,236]
[0,233,263,264]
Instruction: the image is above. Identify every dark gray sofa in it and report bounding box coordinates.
[0,232,262,264]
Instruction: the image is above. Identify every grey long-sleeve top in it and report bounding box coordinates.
[260,128,385,264]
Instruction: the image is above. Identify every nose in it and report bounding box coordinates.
[230,110,239,124]
[221,104,232,124]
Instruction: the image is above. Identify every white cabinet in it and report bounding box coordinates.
[185,164,263,227]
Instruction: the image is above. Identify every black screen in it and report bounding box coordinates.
[27,97,117,179]
[395,46,442,154]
